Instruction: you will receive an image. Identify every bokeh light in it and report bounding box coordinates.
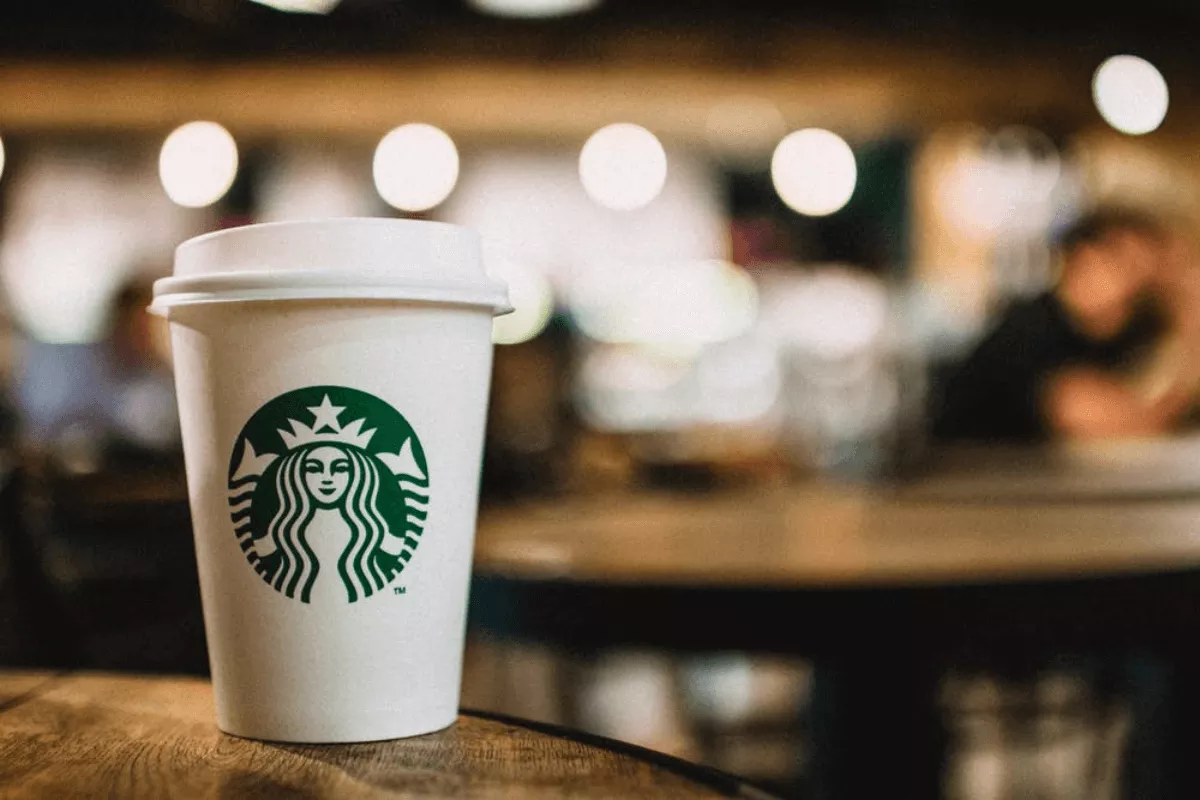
[1092,55,1168,135]
[488,259,555,345]
[4,151,190,345]
[469,0,600,18]
[770,128,857,217]
[2,219,132,344]
[158,121,239,208]
[373,124,460,212]
[579,123,668,211]
[249,0,341,12]
[570,259,757,353]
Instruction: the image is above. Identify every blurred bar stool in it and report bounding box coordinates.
[2,452,205,673]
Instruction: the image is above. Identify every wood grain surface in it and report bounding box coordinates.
[0,672,761,799]
[475,483,1200,587]
[0,673,58,711]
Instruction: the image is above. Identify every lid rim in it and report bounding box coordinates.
[154,268,506,294]
[150,290,513,316]
[151,270,513,317]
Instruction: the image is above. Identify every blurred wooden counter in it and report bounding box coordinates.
[0,672,762,799]
[475,484,1200,587]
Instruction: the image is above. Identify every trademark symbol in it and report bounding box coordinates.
[394,586,407,595]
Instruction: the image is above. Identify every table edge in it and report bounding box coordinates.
[462,709,778,800]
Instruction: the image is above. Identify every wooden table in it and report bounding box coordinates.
[0,672,773,799]
[470,482,1200,798]
[474,483,1200,588]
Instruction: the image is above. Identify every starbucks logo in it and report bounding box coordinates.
[227,386,429,604]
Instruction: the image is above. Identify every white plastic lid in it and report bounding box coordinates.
[151,218,511,316]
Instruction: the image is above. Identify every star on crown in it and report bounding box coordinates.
[278,394,376,451]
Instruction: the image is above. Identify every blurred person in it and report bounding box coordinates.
[934,207,1200,441]
[13,279,179,468]
[103,281,179,458]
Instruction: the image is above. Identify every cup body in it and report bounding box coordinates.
[159,220,502,743]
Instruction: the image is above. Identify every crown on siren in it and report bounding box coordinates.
[278,394,376,451]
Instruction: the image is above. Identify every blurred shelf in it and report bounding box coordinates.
[0,53,1119,140]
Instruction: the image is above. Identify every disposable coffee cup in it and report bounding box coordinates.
[151,219,510,743]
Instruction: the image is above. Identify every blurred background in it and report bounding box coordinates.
[1,1,1200,797]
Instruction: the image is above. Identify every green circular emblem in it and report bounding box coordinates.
[228,385,429,604]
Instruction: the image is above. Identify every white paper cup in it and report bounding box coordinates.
[151,219,509,743]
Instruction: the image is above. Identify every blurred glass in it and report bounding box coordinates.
[760,267,917,477]
[942,670,1128,800]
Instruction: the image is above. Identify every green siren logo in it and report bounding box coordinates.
[228,386,429,604]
